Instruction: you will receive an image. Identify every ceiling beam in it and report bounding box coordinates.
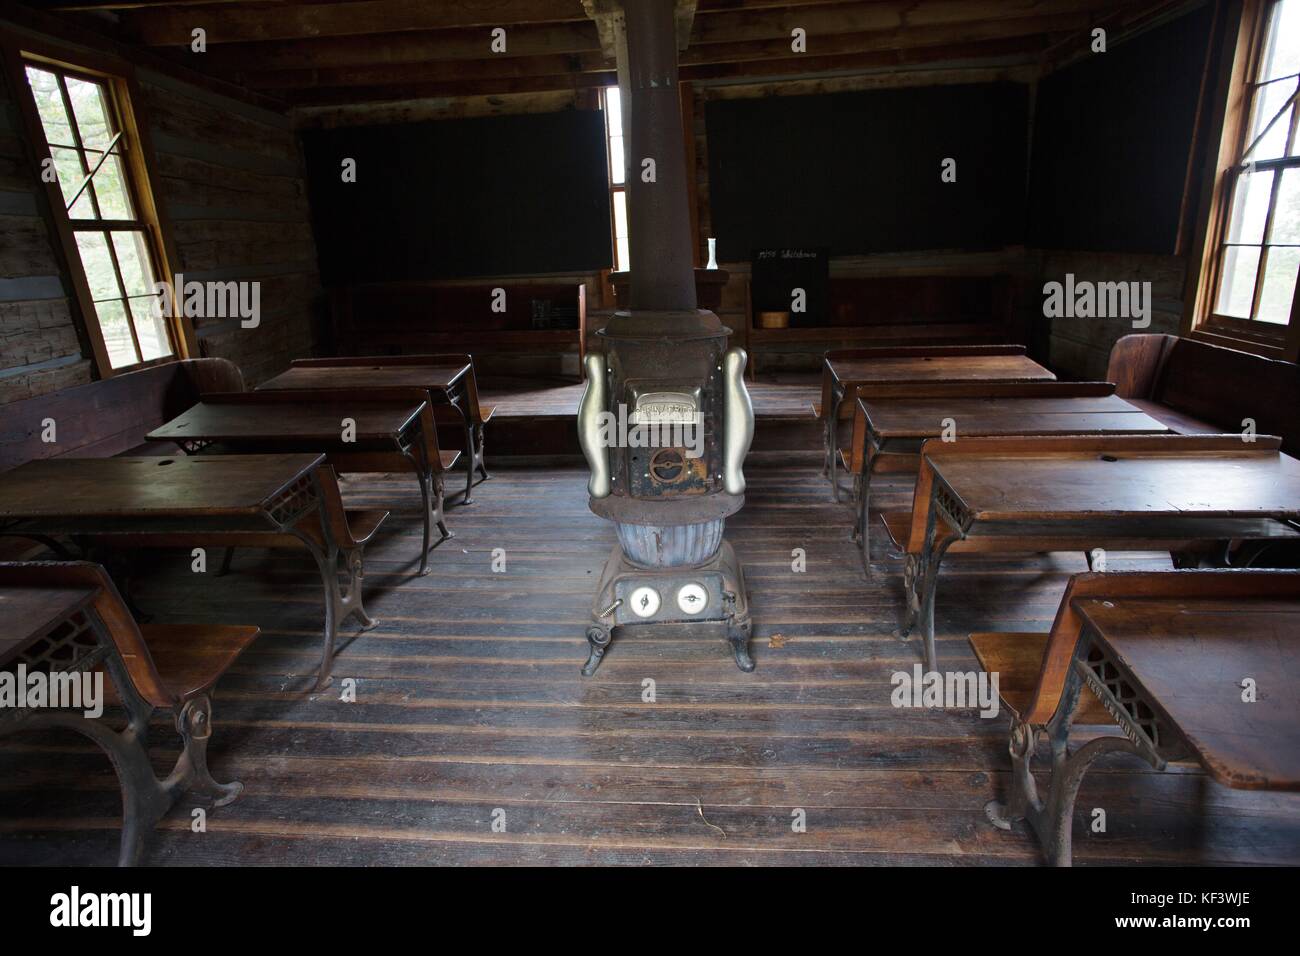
[230,13,1084,89]
[276,32,1048,105]
[116,0,1120,48]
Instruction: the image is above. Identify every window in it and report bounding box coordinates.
[1206,0,1300,333]
[602,85,629,272]
[22,60,174,371]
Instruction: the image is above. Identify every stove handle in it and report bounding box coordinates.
[578,351,611,498]
[722,347,753,495]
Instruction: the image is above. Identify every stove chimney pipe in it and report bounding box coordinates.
[622,0,696,313]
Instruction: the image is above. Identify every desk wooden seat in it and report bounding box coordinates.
[269,354,490,505]
[0,562,258,866]
[149,388,451,574]
[971,570,1300,865]
[895,434,1300,671]
[0,454,374,690]
[818,345,1052,499]
[844,381,1167,562]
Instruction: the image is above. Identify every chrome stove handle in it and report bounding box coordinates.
[578,352,611,498]
[722,347,753,495]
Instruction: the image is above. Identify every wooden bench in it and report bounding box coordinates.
[887,434,1300,669]
[969,569,1300,865]
[0,561,259,866]
[1107,333,1300,456]
[150,388,456,575]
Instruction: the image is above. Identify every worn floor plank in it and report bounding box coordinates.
[1,452,1296,866]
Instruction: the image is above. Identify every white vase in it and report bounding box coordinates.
[706,237,718,270]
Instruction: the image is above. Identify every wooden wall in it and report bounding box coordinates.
[0,62,89,404]
[134,72,323,386]
[0,24,324,406]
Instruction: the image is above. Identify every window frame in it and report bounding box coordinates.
[600,85,628,273]
[2,35,194,377]
[1189,0,1300,359]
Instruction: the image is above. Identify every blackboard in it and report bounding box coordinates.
[751,247,829,327]
[705,82,1029,261]
[1027,3,1214,253]
[301,110,613,283]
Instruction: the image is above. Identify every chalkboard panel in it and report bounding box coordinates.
[705,82,1029,261]
[751,247,829,327]
[302,111,613,283]
[1027,4,1214,253]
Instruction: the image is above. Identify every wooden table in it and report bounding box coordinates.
[820,346,1055,498]
[0,454,363,687]
[852,388,1169,562]
[970,569,1300,865]
[0,562,258,866]
[900,435,1300,670]
[258,359,481,504]
[146,395,450,573]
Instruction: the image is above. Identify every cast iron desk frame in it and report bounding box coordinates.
[0,575,242,866]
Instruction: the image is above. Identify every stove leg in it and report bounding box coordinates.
[727,618,755,672]
[582,623,612,677]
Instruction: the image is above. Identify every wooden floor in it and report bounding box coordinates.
[2,453,1297,865]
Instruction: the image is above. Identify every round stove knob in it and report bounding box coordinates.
[676,583,708,615]
[629,586,660,618]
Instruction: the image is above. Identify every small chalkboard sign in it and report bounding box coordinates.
[751,247,829,328]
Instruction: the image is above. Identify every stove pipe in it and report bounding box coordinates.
[576,0,754,675]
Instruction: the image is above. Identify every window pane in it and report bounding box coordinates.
[615,235,630,273]
[609,135,625,185]
[91,153,134,219]
[1257,248,1299,324]
[605,86,622,136]
[1244,79,1294,160]
[1259,0,1300,82]
[74,231,122,301]
[1225,169,1274,243]
[65,76,115,151]
[94,299,138,368]
[51,146,96,218]
[1269,168,1300,243]
[111,231,156,296]
[1215,245,1262,317]
[613,189,628,239]
[24,67,74,147]
[128,296,171,361]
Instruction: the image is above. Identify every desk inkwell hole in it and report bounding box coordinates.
[1100,454,1118,462]
[157,459,175,466]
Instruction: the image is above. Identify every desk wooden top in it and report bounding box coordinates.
[0,454,324,518]
[0,584,99,666]
[828,354,1054,386]
[1074,596,1300,790]
[258,363,470,395]
[860,394,1168,441]
[932,450,1300,522]
[148,400,424,444]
